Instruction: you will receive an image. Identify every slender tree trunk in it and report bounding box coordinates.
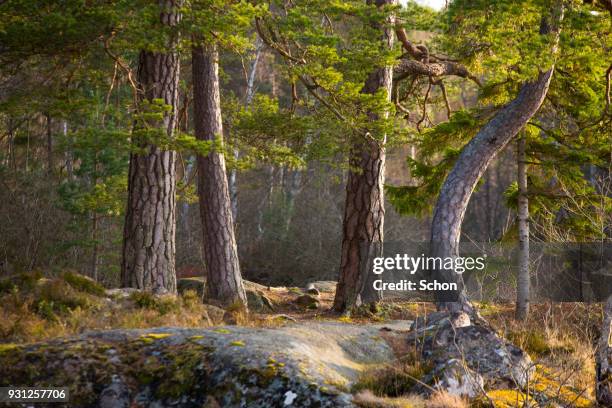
[180,159,195,234]
[256,165,275,240]
[192,43,247,308]
[597,294,612,405]
[63,120,74,179]
[229,39,263,221]
[516,133,530,320]
[91,213,98,282]
[121,0,181,294]
[45,114,53,175]
[430,4,563,314]
[332,0,395,314]
[284,168,302,233]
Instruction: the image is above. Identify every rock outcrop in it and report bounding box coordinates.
[0,322,395,407]
[407,311,535,397]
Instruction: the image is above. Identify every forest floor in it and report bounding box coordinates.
[0,272,603,407]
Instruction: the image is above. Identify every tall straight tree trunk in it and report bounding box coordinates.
[229,38,263,221]
[63,120,74,179]
[121,0,181,294]
[192,43,247,308]
[45,114,53,175]
[91,213,99,282]
[332,0,395,314]
[516,133,530,320]
[430,4,563,314]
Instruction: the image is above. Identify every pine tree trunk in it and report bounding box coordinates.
[597,294,612,405]
[430,3,563,314]
[91,213,99,282]
[121,0,181,294]
[332,0,395,314]
[516,133,530,320]
[63,120,74,179]
[192,43,247,308]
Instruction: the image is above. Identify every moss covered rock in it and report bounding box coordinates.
[0,322,395,407]
[408,311,534,397]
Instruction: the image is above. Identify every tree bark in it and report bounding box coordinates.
[516,134,530,320]
[516,133,530,320]
[192,43,247,308]
[332,0,395,314]
[597,294,612,406]
[429,4,563,313]
[121,0,181,294]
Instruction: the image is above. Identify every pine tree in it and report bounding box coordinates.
[121,0,182,294]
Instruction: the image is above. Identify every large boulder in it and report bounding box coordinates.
[0,322,395,407]
[294,294,320,310]
[246,290,275,313]
[305,281,337,294]
[408,311,535,397]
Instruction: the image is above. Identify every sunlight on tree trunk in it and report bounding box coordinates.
[333,0,395,314]
[430,2,563,314]
[516,132,530,320]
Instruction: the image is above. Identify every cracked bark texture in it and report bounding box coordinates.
[192,43,247,308]
[333,0,395,313]
[122,0,181,294]
[430,4,563,313]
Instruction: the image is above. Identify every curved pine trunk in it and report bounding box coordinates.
[121,1,181,294]
[192,43,247,308]
[333,0,395,313]
[430,4,563,313]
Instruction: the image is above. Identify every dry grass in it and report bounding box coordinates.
[0,274,602,407]
[483,302,601,405]
[353,390,467,408]
[354,390,426,408]
[425,391,468,408]
[353,359,433,398]
[0,272,214,342]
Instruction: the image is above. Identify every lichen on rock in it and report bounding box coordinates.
[0,322,395,407]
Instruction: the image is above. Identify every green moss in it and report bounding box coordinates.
[62,272,106,296]
[213,328,230,334]
[0,343,19,353]
[508,330,551,356]
[143,333,173,340]
[130,292,180,315]
[230,340,245,347]
[33,279,98,320]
